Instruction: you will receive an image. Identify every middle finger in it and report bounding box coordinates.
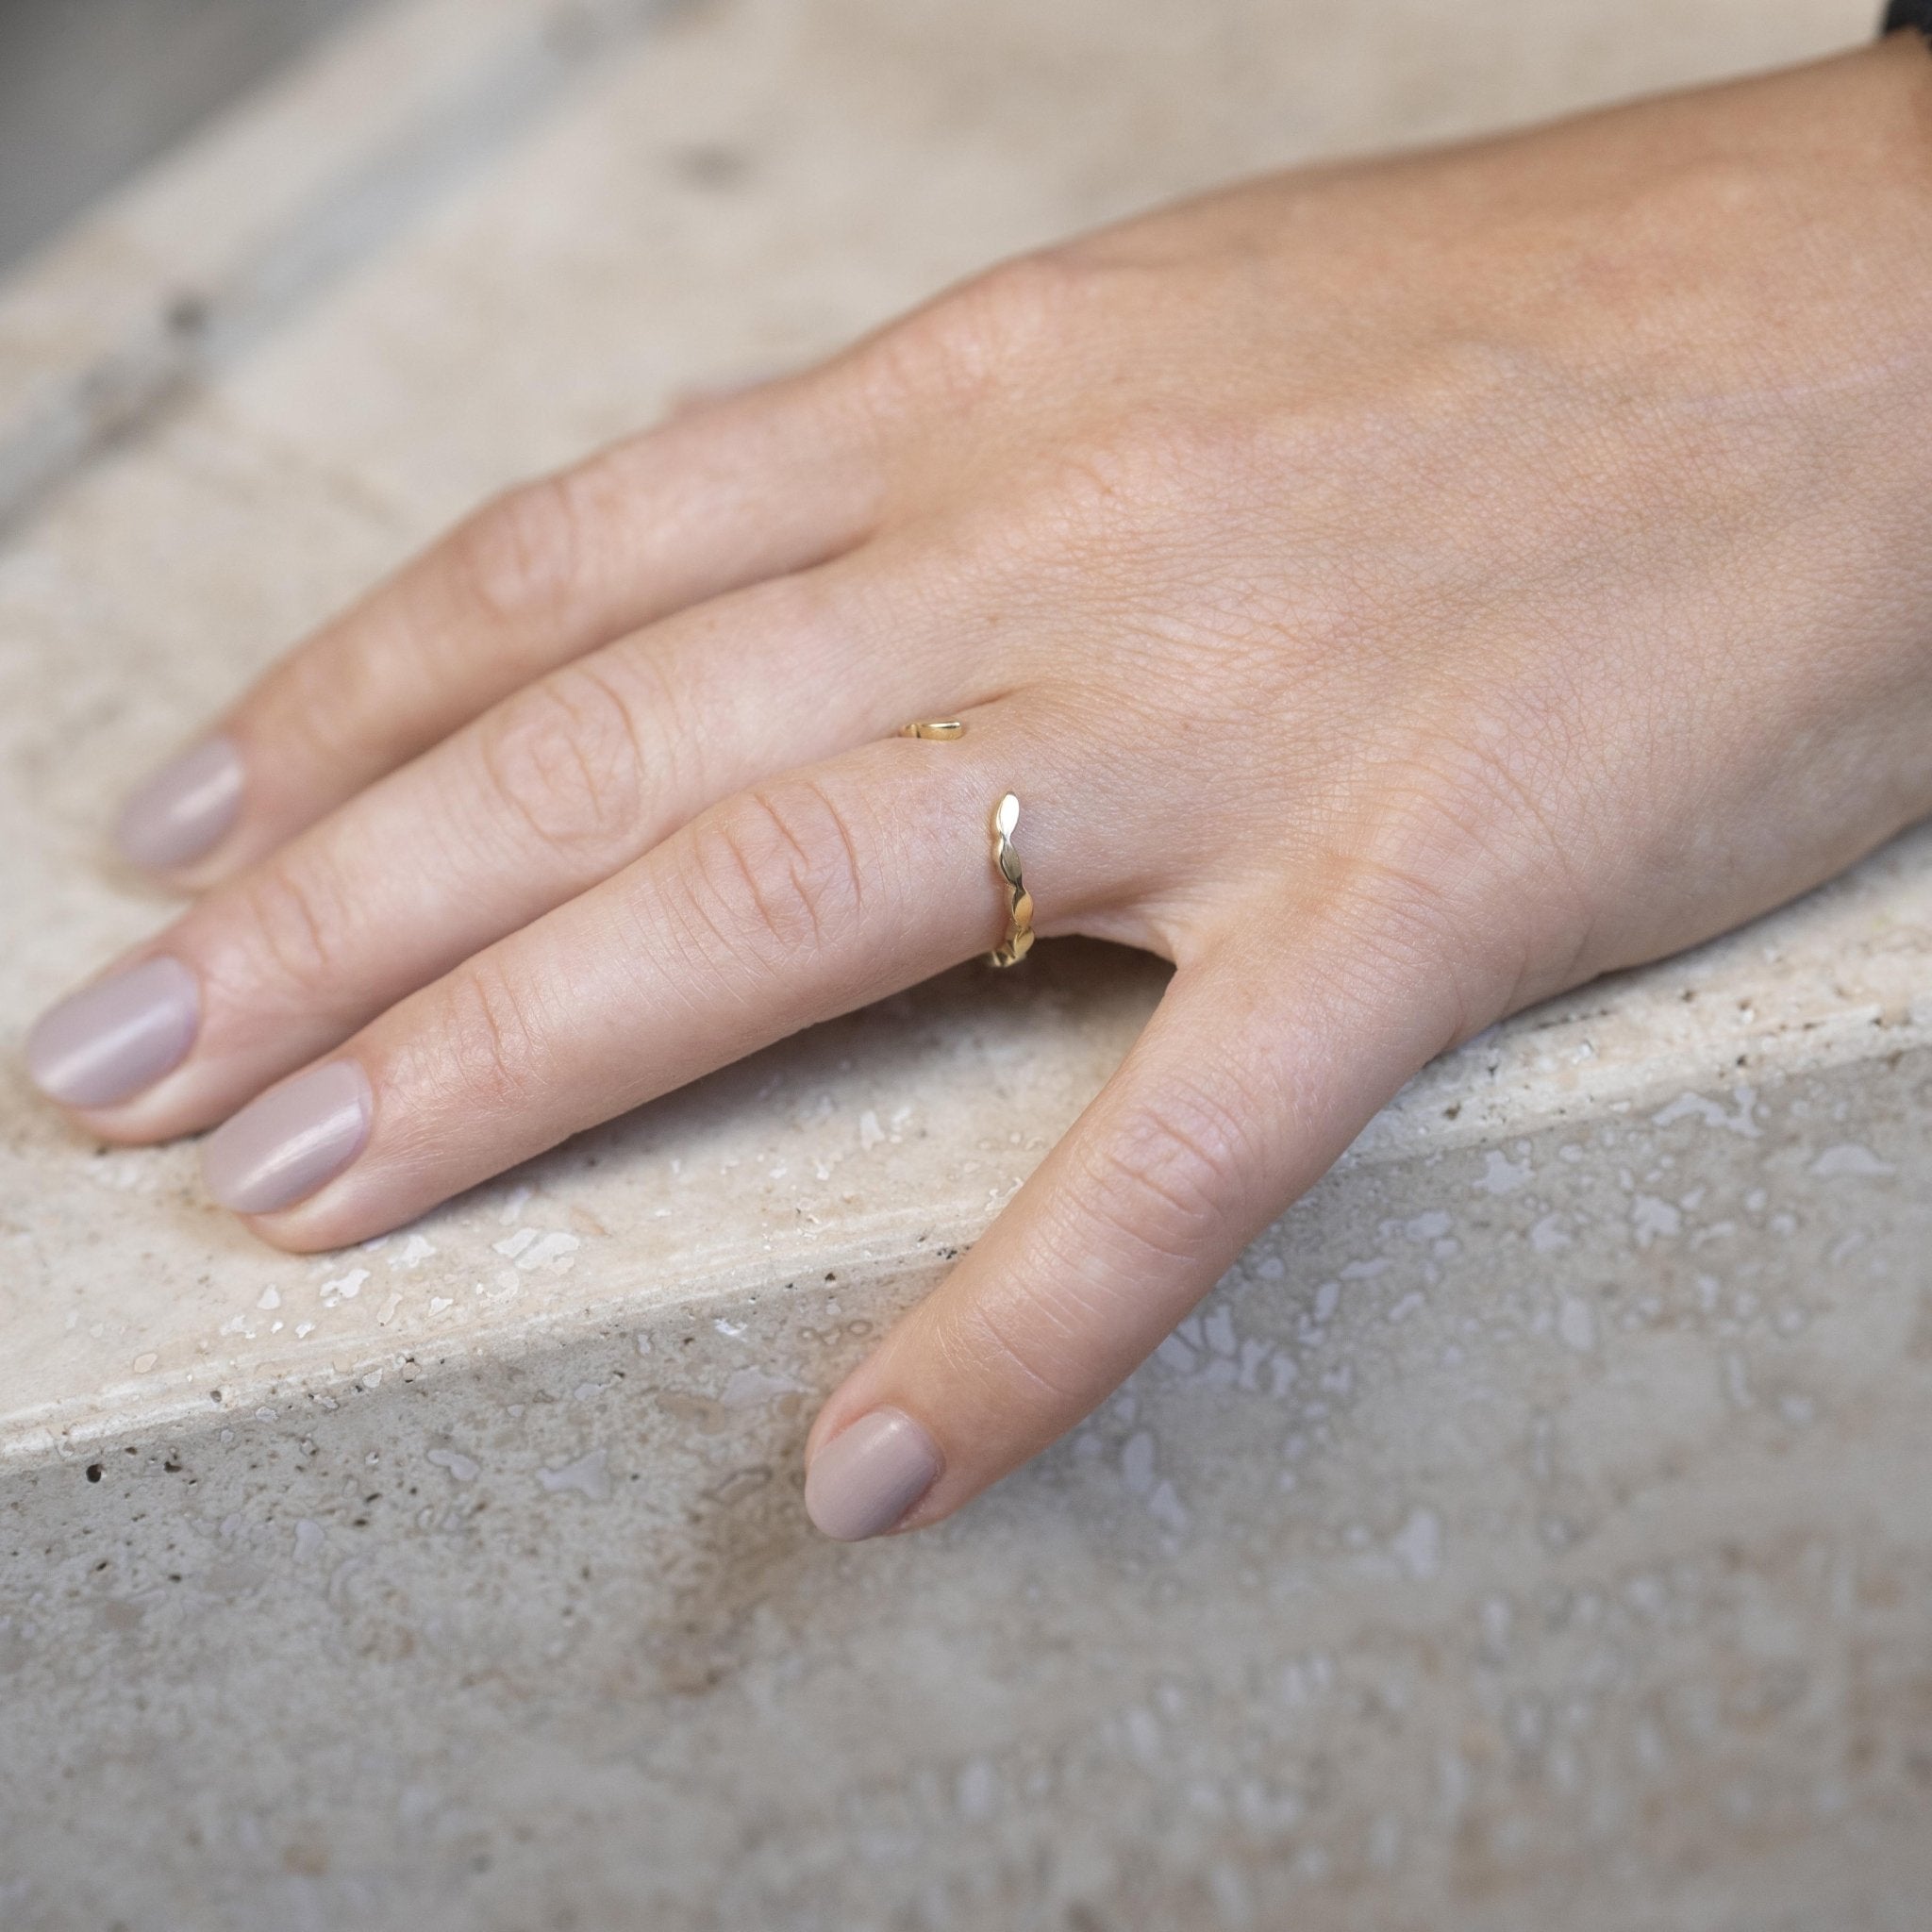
[29,550,976,1141]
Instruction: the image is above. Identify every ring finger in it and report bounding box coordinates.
[199,700,1141,1250]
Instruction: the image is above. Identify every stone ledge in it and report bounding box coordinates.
[0,0,672,531]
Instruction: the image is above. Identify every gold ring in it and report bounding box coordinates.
[988,792,1033,968]
[898,719,964,741]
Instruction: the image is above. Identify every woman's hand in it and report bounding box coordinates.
[27,41,1932,1539]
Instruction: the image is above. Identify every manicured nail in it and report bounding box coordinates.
[26,956,200,1108]
[805,1407,942,1541]
[202,1061,372,1215]
[116,736,242,871]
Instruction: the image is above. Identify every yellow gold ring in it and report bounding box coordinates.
[988,792,1033,968]
[898,719,964,741]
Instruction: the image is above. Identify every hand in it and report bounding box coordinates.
[27,42,1932,1539]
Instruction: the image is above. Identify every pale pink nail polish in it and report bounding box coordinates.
[805,1408,942,1541]
[116,736,242,871]
[26,957,200,1108]
[202,1061,372,1215]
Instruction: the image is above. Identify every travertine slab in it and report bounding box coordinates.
[3,1,1927,1927]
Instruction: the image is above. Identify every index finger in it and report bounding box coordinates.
[115,375,884,882]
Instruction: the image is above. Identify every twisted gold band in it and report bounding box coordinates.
[988,792,1034,968]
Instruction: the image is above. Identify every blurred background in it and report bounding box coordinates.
[0,0,372,272]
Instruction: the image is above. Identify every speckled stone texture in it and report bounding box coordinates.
[2,2,1927,1928]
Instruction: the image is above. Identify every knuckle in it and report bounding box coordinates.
[675,778,868,975]
[446,471,591,626]
[431,958,548,1114]
[472,663,649,868]
[866,249,1092,405]
[1074,1081,1257,1263]
[223,858,359,1015]
[956,250,1090,341]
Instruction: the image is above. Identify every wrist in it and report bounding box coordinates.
[1689,42,1932,402]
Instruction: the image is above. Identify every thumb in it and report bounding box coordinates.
[801,894,1463,1540]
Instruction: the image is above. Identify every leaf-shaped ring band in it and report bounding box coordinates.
[988,792,1034,969]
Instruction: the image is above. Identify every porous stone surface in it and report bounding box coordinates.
[2,1,1926,1927]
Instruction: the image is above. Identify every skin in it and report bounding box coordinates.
[32,38,1932,1534]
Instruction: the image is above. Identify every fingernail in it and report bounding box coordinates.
[26,956,200,1108]
[116,736,242,871]
[202,1061,372,1215]
[804,1407,942,1541]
